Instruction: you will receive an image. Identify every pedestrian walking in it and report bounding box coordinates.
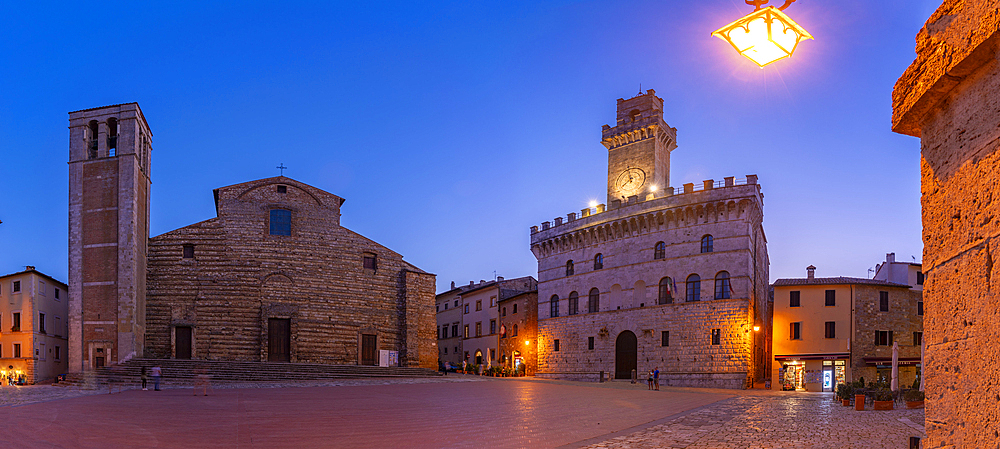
[151,365,162,391]
[653,367,660,391]
[141,367,148,391]
[647,369,654,390]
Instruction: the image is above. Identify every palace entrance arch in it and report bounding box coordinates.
[615,330,637,380]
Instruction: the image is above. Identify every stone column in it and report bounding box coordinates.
[892,2,1000,447]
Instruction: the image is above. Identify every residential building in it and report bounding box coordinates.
[458,276,536,370]
[0,267,69,384]
[530,90,770,388]
[771,262,923,392]
[435,282,467,370]
[498,290,538,375]
[873,252,923,291]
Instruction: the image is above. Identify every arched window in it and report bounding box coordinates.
[594,253,604,270]
[88,120,99,159]
[568,291,579,315]
[654,242,666,259]
[658,277,673,305]
[588,288,600,313]
[566,260,574,276]
[549,294,560,318]
[269,209,292,236]
[512,324,518,337]
[106,117,118,155]
[686,274,701,302]
[701,235,714,253]
[715,271,731,299]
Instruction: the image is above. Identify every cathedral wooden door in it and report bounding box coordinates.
[175,326,192,359]
[615,330,637,380]
[268,319,291,362]
[361,334,377,365]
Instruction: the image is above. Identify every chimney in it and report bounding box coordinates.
[469,281,474,286]
[25,265,35,271]
[497,276,504,282]
[806,265,816,280]
[886,252,895,263]
[480,280,485,285]
[451,281,456,289]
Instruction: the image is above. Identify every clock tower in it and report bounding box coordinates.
[601,89,677,204]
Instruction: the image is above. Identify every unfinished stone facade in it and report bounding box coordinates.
[144,177,436,369]
[893,2,1000,447]
[530,90,770,389]
[67,103,152,372]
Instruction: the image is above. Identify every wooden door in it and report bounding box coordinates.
[175,326,192,359]
[615,330,637,380]
[268,319,291,362]
[361,334,377,365]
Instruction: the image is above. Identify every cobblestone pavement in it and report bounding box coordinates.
[583,393,926,449]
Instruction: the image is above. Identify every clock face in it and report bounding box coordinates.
[616,167,646,195]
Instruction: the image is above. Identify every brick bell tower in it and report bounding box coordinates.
[68,103,152,372]
[601,89,678,204]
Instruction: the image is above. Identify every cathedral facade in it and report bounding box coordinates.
[530,90,770,388]
[68,103,436,372]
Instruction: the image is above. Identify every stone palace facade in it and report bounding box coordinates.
[530,90,770,389]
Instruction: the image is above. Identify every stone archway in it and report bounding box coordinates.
[615,330,637,380]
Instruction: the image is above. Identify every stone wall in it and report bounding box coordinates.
[145,177,435,367]
[536,298,751,388]
[892,2,1000,446]
[850,285,923,385]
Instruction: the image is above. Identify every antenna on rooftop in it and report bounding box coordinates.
[868,267,874,278]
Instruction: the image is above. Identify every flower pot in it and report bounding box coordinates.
[855,394,866,411]
[906,400,924,409]
[874,400,894,410]
[842,399,851,406]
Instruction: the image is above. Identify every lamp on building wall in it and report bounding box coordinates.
[525,340,530,346]
[712,0,813,67]
[753,325,761,332]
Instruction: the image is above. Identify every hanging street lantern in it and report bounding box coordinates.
[712,0,813,68]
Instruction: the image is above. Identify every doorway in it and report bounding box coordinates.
[175,326,192,359]
[615,330,637,380]
[268,318,291,362]
[360,334,377,365]
[822,368,834,391]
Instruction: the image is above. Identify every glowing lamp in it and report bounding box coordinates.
[753,325,761,332]
[712,4,812,68]
[650,185,659,192]
[588,200,598,209]
[524,340,530,346]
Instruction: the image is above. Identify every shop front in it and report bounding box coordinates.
[862,357,921,388]
[774,353,850,392]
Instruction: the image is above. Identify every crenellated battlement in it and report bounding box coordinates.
[530,175,761,256]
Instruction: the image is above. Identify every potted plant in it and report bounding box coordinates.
[904,390,925,409]
[836,384,854,406]
[873,389,894,410]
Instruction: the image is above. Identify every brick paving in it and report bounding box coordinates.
[0,377,924,448]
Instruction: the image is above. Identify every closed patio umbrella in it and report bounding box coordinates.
[891,341,900,391]
[920,337,925,391]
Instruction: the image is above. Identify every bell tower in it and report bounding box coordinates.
[68,103,152,372]
[601,89,678,204]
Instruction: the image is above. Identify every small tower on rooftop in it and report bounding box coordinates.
[601,89,678,204]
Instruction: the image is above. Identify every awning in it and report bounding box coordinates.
[774,353,850,361]
[863,357,921,366]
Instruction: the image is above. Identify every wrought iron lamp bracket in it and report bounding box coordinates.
[746,0,796,11]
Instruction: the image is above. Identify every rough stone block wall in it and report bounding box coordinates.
[892,2,1000,446]
[145,177,434,366]
[850,285,923,385]
[537,299,751,388]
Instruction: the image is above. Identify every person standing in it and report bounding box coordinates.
[653,367,660,391]
[151,365,162,391]
[141,367,148,391]
[647,369,654,390]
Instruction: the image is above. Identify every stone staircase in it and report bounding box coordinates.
[58,358,441,387]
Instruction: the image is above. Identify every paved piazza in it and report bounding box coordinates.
[0,376,924,448]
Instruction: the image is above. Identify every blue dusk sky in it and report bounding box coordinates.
[0,1,940,292]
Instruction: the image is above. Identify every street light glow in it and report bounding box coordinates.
[712,6,812,68]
